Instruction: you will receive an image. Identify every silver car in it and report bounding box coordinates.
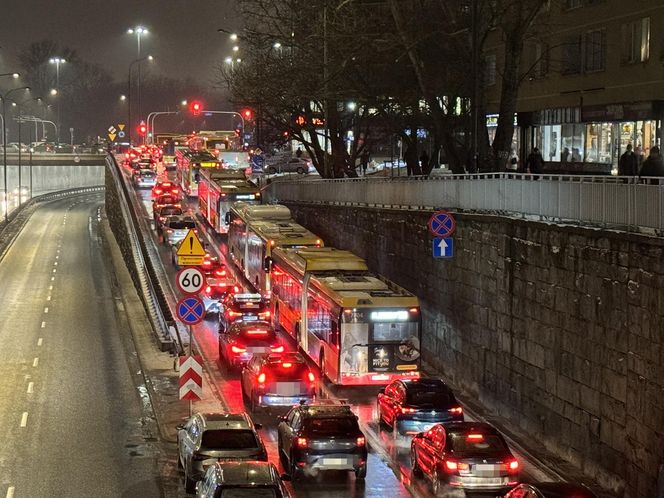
[265,157,312,174]
[162,215,196,246]
[133,169,157,188]
[177,412,267,493]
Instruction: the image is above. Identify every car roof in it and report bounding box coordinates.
[231,320,273,331]
[198,412,253,430]
[262,352,304,364]
[214,461,279,486]
[296,403,355,419]
[400,378,453,391]
[442,421,499,435]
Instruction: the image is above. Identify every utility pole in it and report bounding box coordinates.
[323,0,329,177]
[471,0,479,172]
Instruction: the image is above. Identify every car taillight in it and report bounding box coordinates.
[231,345,246,354]
[315,239,321,247]
[159,216,165,221]
[215,269,226,277]
[296,437,308,448]
[508,459,519,473]
[202,260,211,266]
[228,311,243,317]
[205,286,212,294]
[166,229,173,233]
[258,311,271,319]
[281,362,292,368]
[448,407,463,415]
[400,407,417,414]
[307,372,315,383]
[271,345,284,353]
[257,372,266,384]
[409,307,419,314]
[154,189,162,195]
[355,436,366,447]
[444,460,458,473]
[466,433,484,441]
[246,329,268,336]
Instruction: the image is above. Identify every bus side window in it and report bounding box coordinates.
[330,321,339,348]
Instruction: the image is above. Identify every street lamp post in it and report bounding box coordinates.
[49,58,65,143]
[127,55,153,145]
[1,86,30,223]
[127,26,149,141]
[15,97,43,199]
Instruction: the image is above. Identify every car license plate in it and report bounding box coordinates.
[248,347,268,353]
[322,458,348,466]
[276,382,300,395]
[243,315,258,321]
[475,464,499,471]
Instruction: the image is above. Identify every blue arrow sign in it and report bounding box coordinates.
[432,237,453,258]
[177,296,205,325]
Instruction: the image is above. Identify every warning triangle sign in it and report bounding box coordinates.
[176,229,206,257]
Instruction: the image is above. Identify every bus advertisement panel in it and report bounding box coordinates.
[270,247,421,386]
[175,148,220,197]
[198,169,261,234]
[227,204,322,295]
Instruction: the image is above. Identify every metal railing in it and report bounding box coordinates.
[263,173,664,234]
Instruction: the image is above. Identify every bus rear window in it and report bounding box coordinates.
[373,322,418,342]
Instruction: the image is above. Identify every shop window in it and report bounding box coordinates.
[562,35,582,75]
[485,54,497,86]
[621,18,650,64]
[585,123,613,164]
[560,124,585,162]
[584,29,606,72]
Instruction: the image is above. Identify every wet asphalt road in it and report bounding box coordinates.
[131,164,557,498]
[0,193,162,498]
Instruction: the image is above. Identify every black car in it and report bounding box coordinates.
[505,482,598,498]
[195,461,291,498]
[377,378,464,437]
[277,402,367,479]
[177,412,267,493]
[218,321,284,370]
[219,293,270,333]
[411,421,519,494]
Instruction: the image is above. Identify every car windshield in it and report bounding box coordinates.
[159,207,183,217]
[221,488,277,498]
[448,433,509,455]
[157,196,178,205]
[304,417,358,435]
[406,387,454,409]
[201,429,258,450]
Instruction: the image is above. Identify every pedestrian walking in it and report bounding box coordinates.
[618,144,638,176]
[295,147,303,158]
[525,147,544,179]
[639,145,664,180]
[360,149,370,176]
[419,150,429,174]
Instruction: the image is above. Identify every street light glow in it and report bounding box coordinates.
[230,33,238,41]
[127,26,148,35]
[224,57,233,64]
[12,73,19,79]
[147,55,154,61]
[347,102,357,111]
[181,100,188,106]
[273,42,282,49]
[50,89,58,96]
[232,46,239,52]
[120,95,126,101]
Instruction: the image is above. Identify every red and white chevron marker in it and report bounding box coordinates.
[179,355,203,401]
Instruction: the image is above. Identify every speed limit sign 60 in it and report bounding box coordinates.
[176,267,205,295]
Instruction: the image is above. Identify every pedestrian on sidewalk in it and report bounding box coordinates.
[618,144,638,176]
[525,147,544,179]
[639,146,664,182]
[360,148,370,176]
[419,150,430,174]
[296,147,303,158]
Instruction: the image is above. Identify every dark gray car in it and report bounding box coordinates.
[195,461,291,498]
[177,412,267,493]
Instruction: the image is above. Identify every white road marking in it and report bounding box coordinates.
[46,295,51,301]
[55,255,59,259]
[53,261,58,266]
[52,268,56,273]
[27,382,34,394]
[51,277,55,281]
[37,338,43,346]
[44,307,49,314]
[41,321,46,328]
[6,486,15,498]
[32,358,39,367]
[49,285,53,291]
[20,412,28,427]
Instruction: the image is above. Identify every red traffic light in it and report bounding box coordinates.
[189,100,203,116]
[242,109,253,120]
[137,124,147,136]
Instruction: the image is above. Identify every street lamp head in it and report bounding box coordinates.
[50,88,58,96]
[11,102,16,107]
[224,57,233,64]
[230,33,238,41]
[12,73,19,79]
[147,55,154,61]
[236,58,241,63]
[273,42,282,49]
[181,100,188,106]
[120,95,127,101]
[232,45,239,52]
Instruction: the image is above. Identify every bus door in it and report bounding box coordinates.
[339,310,370,378]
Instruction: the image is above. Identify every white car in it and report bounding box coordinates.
[265,157,312,175]
[133,169,157,188]
[162,215,197,246]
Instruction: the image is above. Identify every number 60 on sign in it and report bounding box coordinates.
[176,267,205,295]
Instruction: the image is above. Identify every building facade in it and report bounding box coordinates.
[485,0,664,173]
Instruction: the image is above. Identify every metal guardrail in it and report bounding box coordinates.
[105,154,177,351]
[263,173,664,235]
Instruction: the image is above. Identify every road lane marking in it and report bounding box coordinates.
[44,307,48,314]
[27,382,34,394]
[20,412,28,427]
[49,285,53,291]
[51,277,55,281]
[6,486,15,498]
[54,261,58,266]
[46,295,51,301]
[55,255,59,259]
[33,358,39,367]
[41,321,46,328]
[37,338,43,346]
[52,268,56,273]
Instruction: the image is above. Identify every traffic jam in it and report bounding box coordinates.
[119,138,598,498]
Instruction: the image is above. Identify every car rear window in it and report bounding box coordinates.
[159,207,183,217]
[448,433,509,455]
[220,489,277,498]
[266,361,308,379]
[157,196,178,204]
[406,387,455,409]
[304,417,358,435]
[141,171,156,178]
[201,429,258,450]
[168,220,196,229]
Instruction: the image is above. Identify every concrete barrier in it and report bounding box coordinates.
[0,164,105,195]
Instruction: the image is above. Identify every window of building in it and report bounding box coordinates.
[485,54,496,86]
[562,35,582,75]
[585,123,613,164]
[621,18,650,63]
[534,42,549,78]
[584,29,606,72]
[565,0,583,9]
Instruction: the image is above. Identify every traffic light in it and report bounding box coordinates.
[189,100,203,116]
[137,123,147,136]
[242,108,253,120]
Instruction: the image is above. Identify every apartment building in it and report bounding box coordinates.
[485,0,664,173]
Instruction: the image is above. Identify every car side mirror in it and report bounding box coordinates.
[280,473,291,481]
[378,388,385,395]
[224,212,231,225]
[254,423,263,430]
[176,424,184,431]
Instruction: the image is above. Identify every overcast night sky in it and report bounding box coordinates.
[0,0,241,83]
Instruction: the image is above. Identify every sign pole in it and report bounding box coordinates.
[188,324,193,417]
